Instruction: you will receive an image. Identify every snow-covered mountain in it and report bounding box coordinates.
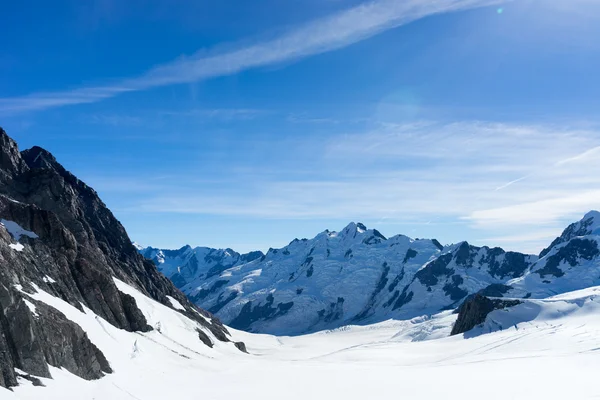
[505,210,600,298]
[3,125,600,399]
[139,245,263,290]
[0,128,245,391]
[140,222,543,334]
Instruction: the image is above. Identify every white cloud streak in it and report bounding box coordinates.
[0,0,504,114]
[100,119,600,253]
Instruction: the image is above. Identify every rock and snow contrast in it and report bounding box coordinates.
[506,211,600,298]
[140,212,600,336]
[5,282,600,399]
[1,126,600,399]
[138,223,532,334]
[0,128,243,393]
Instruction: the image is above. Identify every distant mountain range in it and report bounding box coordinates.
[138,211,600,335]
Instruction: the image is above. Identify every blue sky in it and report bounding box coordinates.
[2,0,600,254]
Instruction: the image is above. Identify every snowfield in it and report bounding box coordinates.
[2,281,600,399]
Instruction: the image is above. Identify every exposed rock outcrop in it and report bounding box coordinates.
[451,294,521,336]
[0,127,238,389]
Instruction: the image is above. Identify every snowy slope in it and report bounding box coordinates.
[1,277,246,399]
[5,285,600,400]
[506,211,600,298]
[0,128,237,391]
[141,222,537,334]
[139,245,263,289]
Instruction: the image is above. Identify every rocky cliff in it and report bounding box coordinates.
[0,127,238,389]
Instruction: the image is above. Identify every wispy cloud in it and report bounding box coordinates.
[87,113,145,127]
[0,0,504,115]
[555,146,600,166]
[494,175,530,191]
[465,190,600,227]
[97,119,600,253]
[159,108,268,121]
[475,229,563,254]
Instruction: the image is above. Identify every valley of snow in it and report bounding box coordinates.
[3,278,600,400]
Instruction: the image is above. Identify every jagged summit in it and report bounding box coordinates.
[583,210,600,233]
[0,128,243,389]
[540,210,600,258]
[140,210,600,335]
[338,221,375,236]
[21,145,57,168]
[141,220,538,334]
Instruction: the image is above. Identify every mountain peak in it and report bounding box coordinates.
[566,210,600,237]
[340,222,367,235]
[540,210,600,258]
[21,145,58,170]
[0,127,29,183]
[583,210,600,225]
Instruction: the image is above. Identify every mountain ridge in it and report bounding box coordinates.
[142,216,600,335]
[0,127,244,389]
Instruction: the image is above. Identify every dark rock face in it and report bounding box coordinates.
[354,263,391,321]
[454,242,477,267]
[196,328,214,348]
[0,283,112,385]
[415,253,454,287]
[539,213,598,258]
[390,287,414,311]
[451,294,521,335]
[189,280,230,303]
[477,284,512,298]
[431,239,444,251]
[402,249,418,264]
[208,291,238,314]
[443,275,468,301]
[119,292,153,332]
[535,238,599,278]
[482,250,530,279]
[229,294,294,332]
[317,297,345,324]
[234,341,248,353]
[0,128,237,388]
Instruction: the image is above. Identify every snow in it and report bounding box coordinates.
[176,224,450,334]
[165,295,185,311]
[22,299,37,317]
[0,194,23,205]
[583,210,600,235]
[244,269,262,278]
[9,243,24,252]
[1,219,38,252]
[0,220,38,240]
[507,236,600,298]
[42,275,56,284]
[4,283,600,399]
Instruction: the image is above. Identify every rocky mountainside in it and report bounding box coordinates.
[505,211,600,298]
[0,128,242,390]
[141,222,541,335]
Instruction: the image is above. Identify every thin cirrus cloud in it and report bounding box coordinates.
[0,0,504,115]
[118,120,600,221]
[86,119,599,252]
